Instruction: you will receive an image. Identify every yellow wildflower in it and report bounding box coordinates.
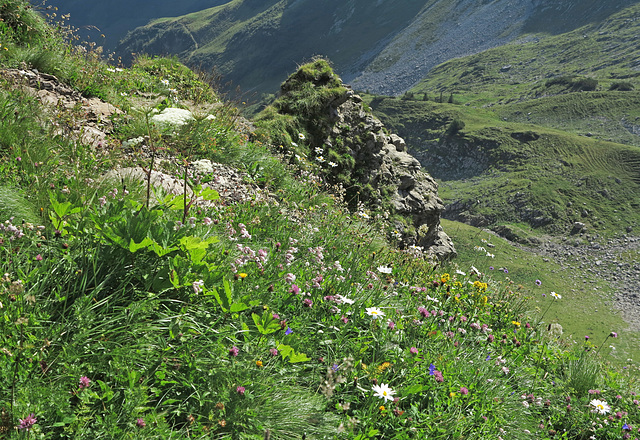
[256,360,263,367]
[441,273,450,283]
[473,281,488,292]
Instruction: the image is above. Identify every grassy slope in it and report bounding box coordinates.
[404,4,640,145]
[360,3,640,373]
[443,219,640,364]
[410,3,640,103]
[365,95,640,237]
[117,0,427,95]
[354,3,640,239]
[2,3,640,438]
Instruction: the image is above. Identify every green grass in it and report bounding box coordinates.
[442,219,640,365]
[1,3,639,438]
[410,3,640,107]
[364,94,640,238]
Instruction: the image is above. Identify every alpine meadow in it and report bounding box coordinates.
[1,1,640,439]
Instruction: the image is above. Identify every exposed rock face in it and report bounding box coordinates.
[316,86,456,259]
[0,68,121,148]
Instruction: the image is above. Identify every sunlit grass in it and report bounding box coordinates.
[0,2,639,438]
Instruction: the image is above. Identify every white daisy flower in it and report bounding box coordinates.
[589,399,610,414]
[372,383,396,402]
[366,307,385,319]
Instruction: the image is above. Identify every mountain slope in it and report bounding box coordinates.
[410,2,640,108]
[365,96,640,237]
[115,0,640,96]
[46,0,229,50]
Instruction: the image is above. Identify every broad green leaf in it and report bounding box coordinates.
[230,302,249,313]
[252,312,265,333]
[129,237,156,253]
[277,343,294,359]
[289,352,310,363]
[179,235,218,264]
[211,287,229,312]
[199,187,220,201]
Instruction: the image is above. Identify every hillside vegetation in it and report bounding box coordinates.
[0,2,639,439]
[361,3,640,239]
[114,0,640,97]
[365,96,640,238]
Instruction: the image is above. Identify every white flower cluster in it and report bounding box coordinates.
[192,159,215,175]
[150,108,194,129]
[122,136,145,148]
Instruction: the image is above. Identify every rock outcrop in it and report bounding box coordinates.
[329,91,456,260]
[1,68,122,148]
[262,60,456,260]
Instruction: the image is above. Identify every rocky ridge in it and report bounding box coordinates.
[266,61,456,260]
[328,91,456,259]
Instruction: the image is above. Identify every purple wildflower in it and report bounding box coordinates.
[18,414,37,431]
[236,386,245,395]
[429,364,436,375]
[229,346,239,357]
[410,347,418,355]
[79,376,91,389]
[136,418,146,428]
[285,327,293,335]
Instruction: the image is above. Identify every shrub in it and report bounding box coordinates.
[609,81,634,91]
[445,118,465,136]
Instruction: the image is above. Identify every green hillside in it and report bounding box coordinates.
[46,0,229,50]
[410,3,640,108]
[365,96,640,237]
[357,4,640,238]
[116,0,427,95]
[115,0,640,97]
[1,2,639,439]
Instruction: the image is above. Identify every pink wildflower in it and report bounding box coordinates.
[79,376,91,389]
[18,414,37,431]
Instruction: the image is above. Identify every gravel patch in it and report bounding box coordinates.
[529,235,640,332]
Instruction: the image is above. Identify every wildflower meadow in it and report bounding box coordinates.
[0,1,639,438]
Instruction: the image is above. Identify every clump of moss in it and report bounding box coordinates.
[253,58,348,158]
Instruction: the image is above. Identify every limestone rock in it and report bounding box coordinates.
[322,87,456,259]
